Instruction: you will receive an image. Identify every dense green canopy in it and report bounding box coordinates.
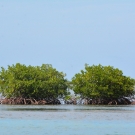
[72,64,135,100]
[0,63,69,99]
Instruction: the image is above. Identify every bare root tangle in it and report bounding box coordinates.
[0,97,134,105]
[108,100,117,105]
[81,98,132,105]
[131,101,135,105]
[0,97,61,105]
[33,98,38,105]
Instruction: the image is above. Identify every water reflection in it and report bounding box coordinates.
[0,105,135,112]
[0,105,135,135]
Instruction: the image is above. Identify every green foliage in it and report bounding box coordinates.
[64,95,72,100]
[72,64,135,99]
[0,63,68,99]
[64,95,80,100]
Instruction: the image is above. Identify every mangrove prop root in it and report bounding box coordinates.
[0,98,61,105]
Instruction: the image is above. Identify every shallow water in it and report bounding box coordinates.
[0,105,135,135]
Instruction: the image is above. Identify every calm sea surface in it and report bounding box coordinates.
[0,105,135,135]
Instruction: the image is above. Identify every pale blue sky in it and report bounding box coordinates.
[0,0,135,80]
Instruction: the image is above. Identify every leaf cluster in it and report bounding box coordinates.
[0,63,68,99]
[72,64,135,99]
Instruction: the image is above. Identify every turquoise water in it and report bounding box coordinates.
[0,105,135,135]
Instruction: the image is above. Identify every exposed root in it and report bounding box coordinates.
[0,97,61,105]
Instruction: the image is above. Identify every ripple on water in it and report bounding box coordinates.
[0,105,135,135]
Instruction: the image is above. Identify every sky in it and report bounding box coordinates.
[0,0,135,80]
